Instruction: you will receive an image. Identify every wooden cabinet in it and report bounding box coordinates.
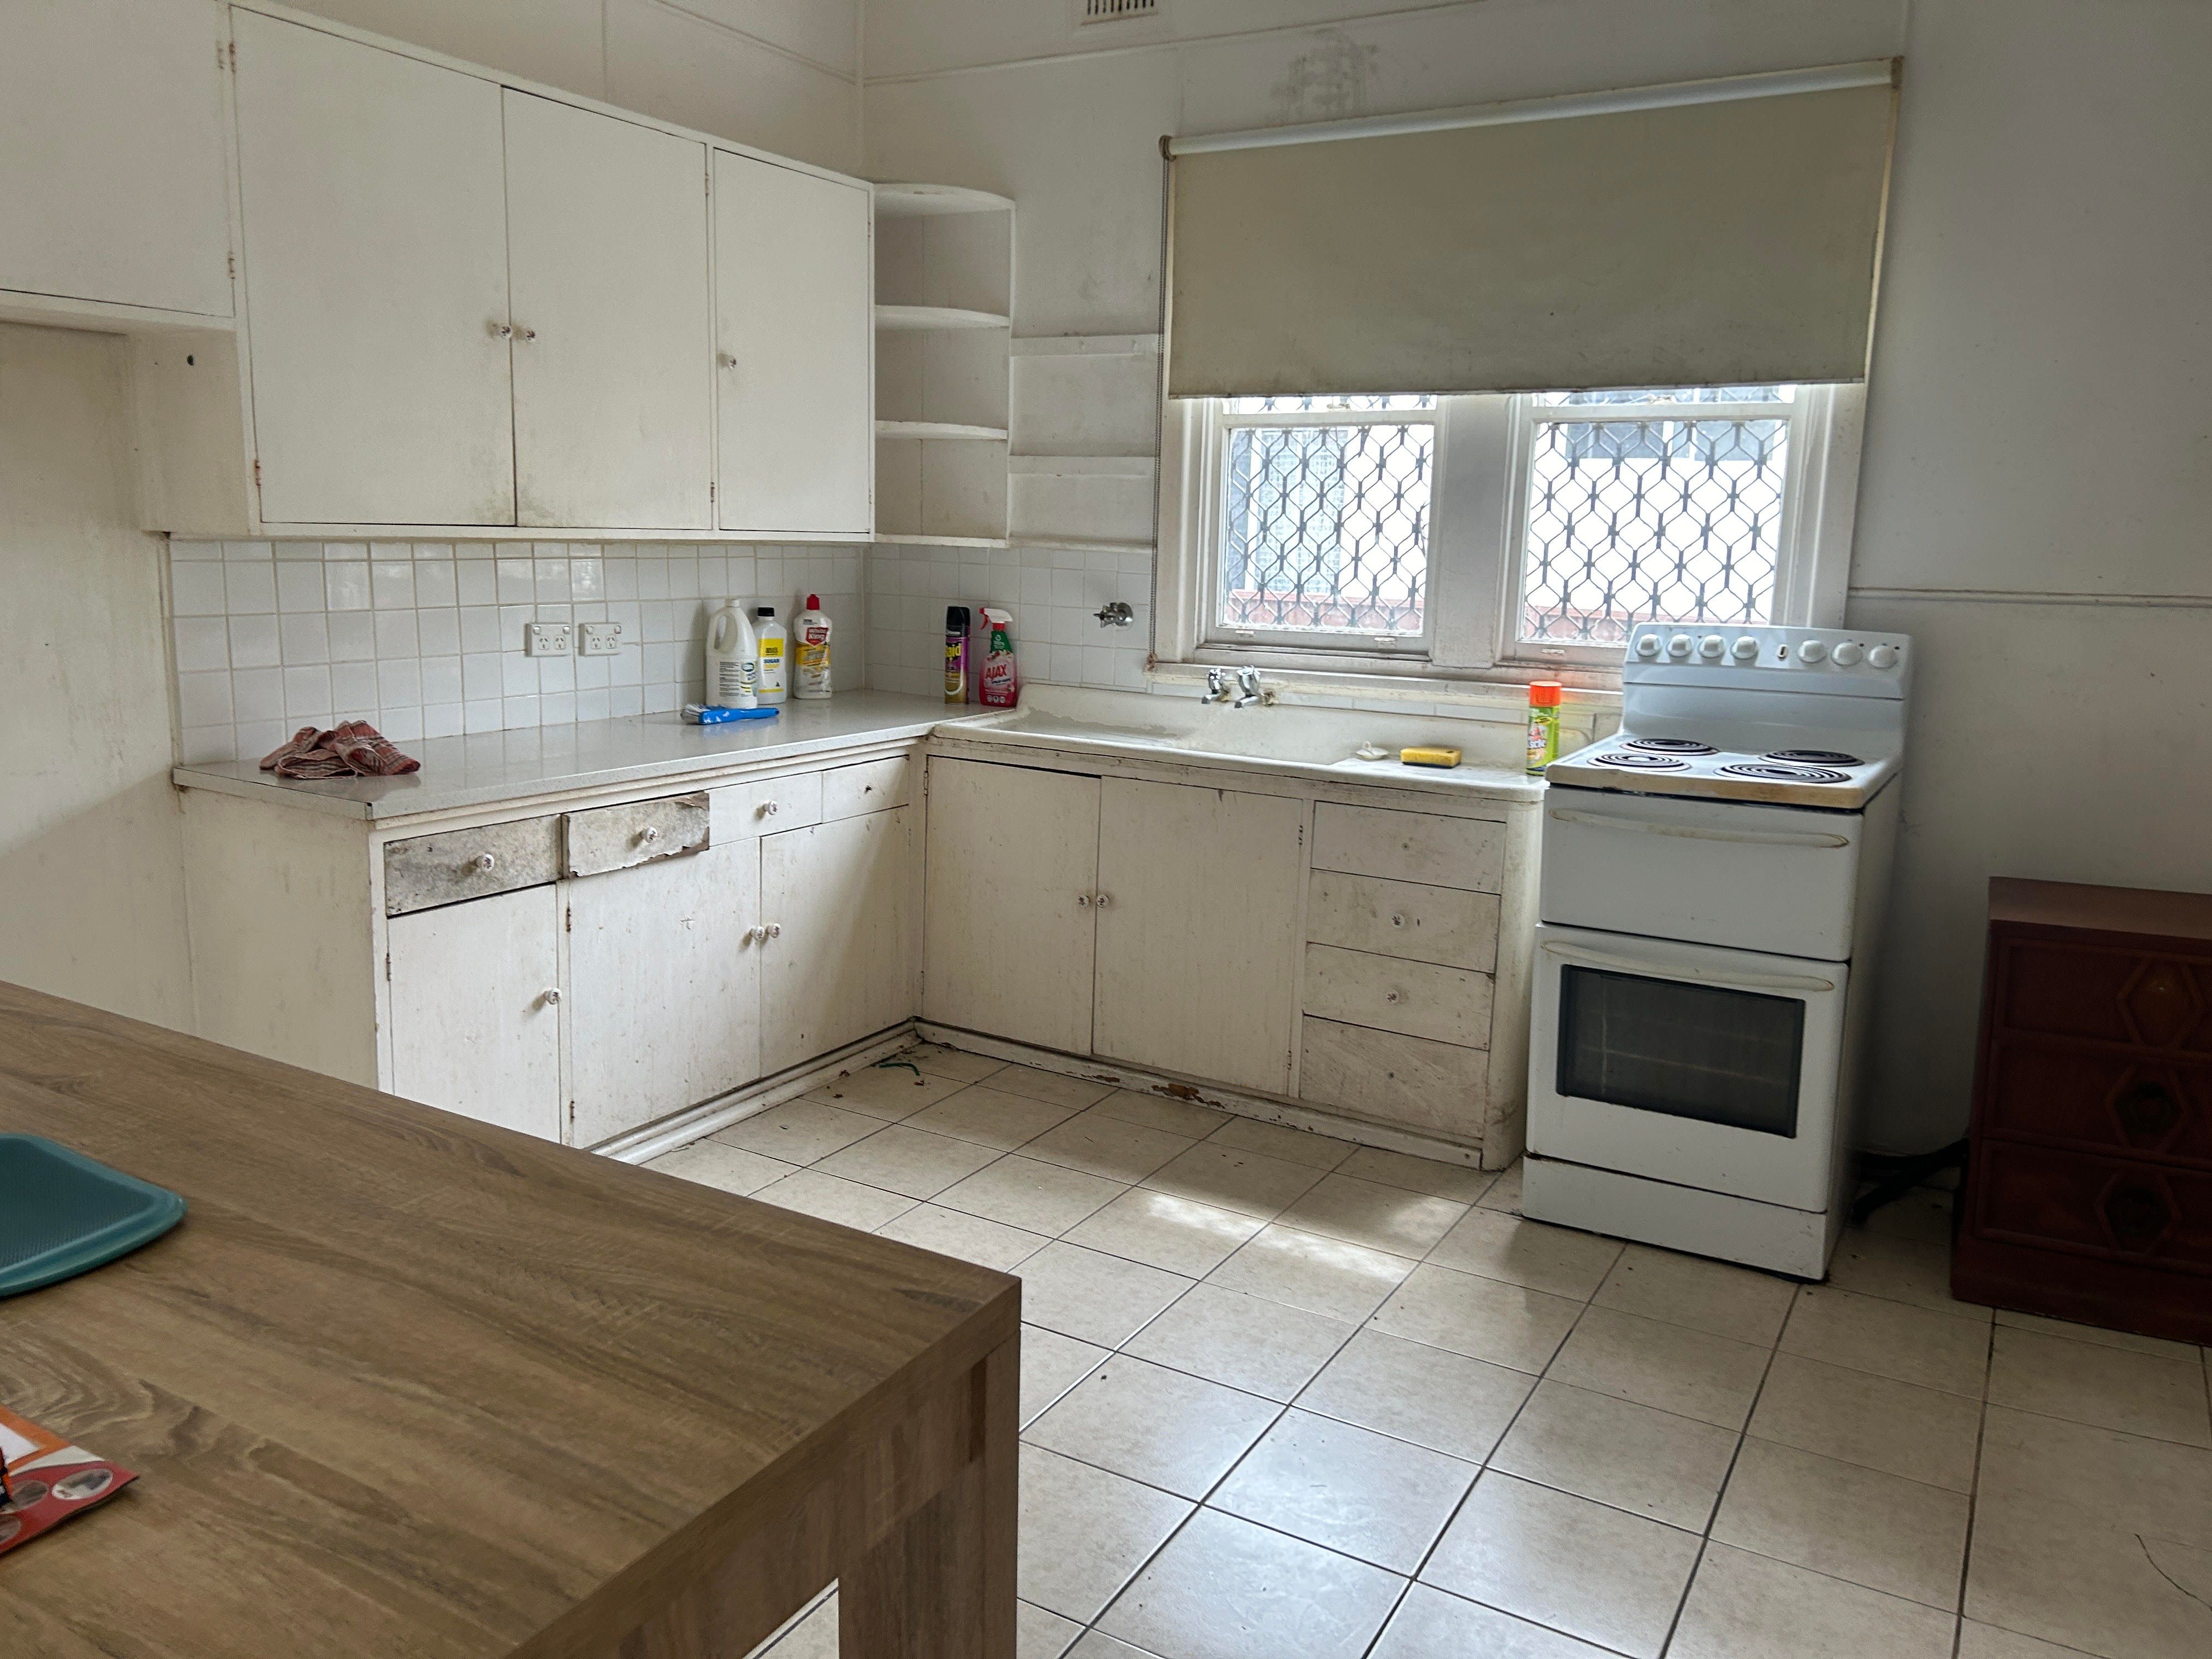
[715,153,874,537]
[1092,778,1304,1095]
[386,884,562,1141]
[1955,878,2212,1344]
[0,0,232,321]
[761,808,917,1074]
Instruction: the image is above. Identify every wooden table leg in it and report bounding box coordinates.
[840,1336,1018,1659]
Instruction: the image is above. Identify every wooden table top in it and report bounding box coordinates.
[0,984,1018,1657]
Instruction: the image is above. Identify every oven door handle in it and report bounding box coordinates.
[1547,808,1852,850]
[1542,940,1838,994]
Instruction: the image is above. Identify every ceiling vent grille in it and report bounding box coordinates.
[1082,0,1160,24]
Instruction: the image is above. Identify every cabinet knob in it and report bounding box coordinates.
[490,320,512,338]
[2115,1080,2181,1143]
[719,352,737,370]
[1384,990,1402,1004]
[1075,894,1090,908]
[1389,912,1407,928]
[766,922,783,939]
[639,825,662,844]
[762,801,780,816]
[540,987,561,1006]
[1093,893,1111,909]
[473,851,497,872]
[517,325,538,342]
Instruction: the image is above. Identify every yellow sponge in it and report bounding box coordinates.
[1400,745,1463,768]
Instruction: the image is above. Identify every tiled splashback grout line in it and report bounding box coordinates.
[169,539,864,765]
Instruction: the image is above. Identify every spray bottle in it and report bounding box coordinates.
[978,607,1019,708]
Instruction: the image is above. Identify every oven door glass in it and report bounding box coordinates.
[1555,966,1804,1137]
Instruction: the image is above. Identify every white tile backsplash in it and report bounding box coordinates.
[171,539,864,764]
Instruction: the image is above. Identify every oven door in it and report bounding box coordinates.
[1527,923,1847,1210]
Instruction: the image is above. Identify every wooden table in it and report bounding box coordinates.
[0,984,1019,1657]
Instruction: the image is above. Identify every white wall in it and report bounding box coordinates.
[863,0,2212,1152]
[0,323,195,1029]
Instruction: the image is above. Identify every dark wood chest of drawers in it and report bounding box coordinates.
[1954,877,2212,1342]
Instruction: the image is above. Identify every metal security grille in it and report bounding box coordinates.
[1216,396,1434,639]
[1520,387,1795,647]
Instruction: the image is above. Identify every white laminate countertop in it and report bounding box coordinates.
[173,693,989,822]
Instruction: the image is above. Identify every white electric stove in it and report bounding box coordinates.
[1522,622,1913,1277]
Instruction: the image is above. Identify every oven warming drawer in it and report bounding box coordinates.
[1540,788,1865,960]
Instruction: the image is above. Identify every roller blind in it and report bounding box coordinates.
[1165,63,1898,398]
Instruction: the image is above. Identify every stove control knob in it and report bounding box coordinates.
[1667,634,1693,660]
[1831,640,1865,668]
[1731,636,1759,661]
[1635,634,1662,659]
[1698,634,1725,660]
[1798,639,1829,664]
[1867,643,1900,670]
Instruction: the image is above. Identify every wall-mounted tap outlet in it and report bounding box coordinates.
[1094,600,1136,628]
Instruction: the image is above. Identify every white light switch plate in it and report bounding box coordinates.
[578,622,623,657]
[524,622,572,656]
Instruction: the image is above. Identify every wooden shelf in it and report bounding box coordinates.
[876,304,1011,331]
[876,420,1009,442]
[872,182,1015,218]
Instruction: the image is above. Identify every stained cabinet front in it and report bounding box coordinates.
[760,808,917,1075]
[386,885,562,1141]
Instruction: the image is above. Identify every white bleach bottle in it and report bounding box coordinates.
[704,600,759,709]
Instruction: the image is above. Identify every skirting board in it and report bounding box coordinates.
[915,1022,1492,1170]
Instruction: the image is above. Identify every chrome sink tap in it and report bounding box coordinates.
[1232,666,1268,708]
[1202,667,1234,704]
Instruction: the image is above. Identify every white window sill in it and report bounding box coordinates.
[1146,659,1621,744]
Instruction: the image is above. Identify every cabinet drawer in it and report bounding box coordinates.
[1300,1017,1489,1141]
[1307,872,1498,971]
[710,771,823,840]
[1972,1138,2212,1276]
[822,754,912,820]
[1311,803,1504,894]
[1985,1040,2212,1169]
[1996,941,2212,1052]
[383,815,561,916]
[562,792,709,878]
[1302,944,1493,1048]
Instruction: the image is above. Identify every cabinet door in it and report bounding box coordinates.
[566,841,759,1147]
[504,91,714,530]
[714,152,872,536]
[760,807,917,1075]
[1,0,230,317]
[922,760,1099,1053]
[232,12,515,526]
[387,887,561,1141]
[1093,779,1306,1094]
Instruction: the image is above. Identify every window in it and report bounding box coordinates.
[1159,382,1860,682]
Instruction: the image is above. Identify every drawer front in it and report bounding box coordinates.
[1311,803,1504,894]
[1307,871,1499,972]
[1997,940,2212,1052]
[1972,1138,2212,1275]
[563,792,710,878]
[822,754,912,820]
[383,815,561,916]
[710,771,824,840]
[1302,943,1493,1048]
[1300,1017,1488,1141]
[1985,1040,2212,1169]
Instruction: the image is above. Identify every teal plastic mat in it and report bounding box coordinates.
[0,1135,186,1297]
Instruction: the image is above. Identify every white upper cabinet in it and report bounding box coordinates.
[0,0,232,320]
[714,151,873,537]
[233,11,517,526]
[503,91,714,531]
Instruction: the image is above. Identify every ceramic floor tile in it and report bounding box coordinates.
[1857,1185,1956,1247]
[812,1123,1002,1199]
[1421,1471,1701,1659]
[1477,1160,1523,1212]
[1017,1599,1083,1659]
[1957,1620,2105,1658]
[876,1202,1051,1272]
[1987,1323,2212,1447]
[1086,1088,1234,1139]
[1369,1263,1583,1374]
[1590,1243,1798,1348]
[1020,1323,1111,1428]
[1746,1352,1984,1492]
[1297,1327,1536,1463]
[986,1063,1121,1111]
[1826,1226,1991,1321]
[1547,1306,1771,1430]
[1780,1285,1991,1398]
[1276,1172,1468,1256]
[904,1084,1079,1150]
[1022,1114,1198,1183]
[1670,1541,1956,1659]
[905,1041,1006,1083]
[1490,1378,1740,1531]
[1206,1223,1415,1323]
[1993,1306,2204,1363]
[1205,1115,1355,1170]
[1425,1207,1623,1300]
[1020,1241,1194,1349]
[715,1099,882,1164]
[1018,1443,1193,1623]
[1066,1632,1163,1659]
[1142,1142,1328,1220]
[754,1588,836,1658]
[1025,1356,1280,1499]
[935,1154,1128,1235]
[1370,1583,1620,1659]
[1064,1188,1266,1278]
[1122,1282,1355,1402]
[1098,1506,1404,1659]
[1335,1145,1494,1205]
[803,1061,970,1119]
[645,1140,795,1197]
[750,1169,916,1231]
[1712,1437,1971,1609]
[1210,1408,1475,1572]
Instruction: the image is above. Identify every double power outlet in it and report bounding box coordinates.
[524,621,623,657]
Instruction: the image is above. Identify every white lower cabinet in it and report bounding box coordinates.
[760,808,917,1074]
